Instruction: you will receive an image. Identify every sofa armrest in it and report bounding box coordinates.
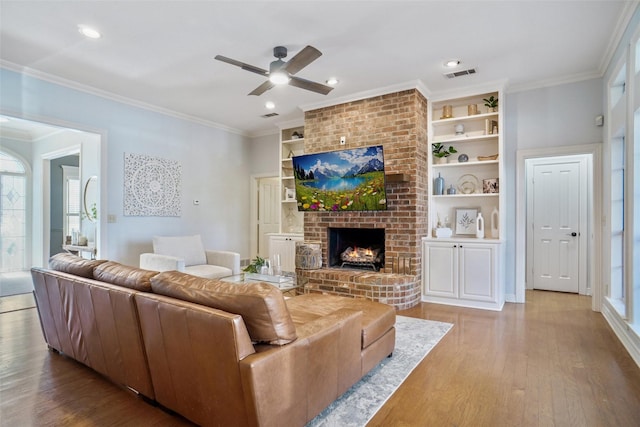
[205,250,240,275]
[139,253,185,272]
[239,308,362,427]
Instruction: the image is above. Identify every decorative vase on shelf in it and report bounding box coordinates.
[476,212,485,239]
[491,207,499,238]
[434,173,444,195]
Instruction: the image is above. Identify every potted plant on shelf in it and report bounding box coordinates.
[483,96,498,112]
[432,143,457,164]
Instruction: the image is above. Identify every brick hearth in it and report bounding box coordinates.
[297,89,428,309]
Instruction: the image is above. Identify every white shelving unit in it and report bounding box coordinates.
[423,87,505,311]
[269,123,305,272]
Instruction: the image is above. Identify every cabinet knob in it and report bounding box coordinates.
[453,245,457,248]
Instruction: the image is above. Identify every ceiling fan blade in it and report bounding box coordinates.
[289,76,334,95]
[214,55,268,77]
[283,45,322,75]
[249,80,275,96]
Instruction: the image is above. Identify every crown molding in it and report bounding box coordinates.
[506,71,601,94]
[299,80,429,112]
[1,60,249,137]
[427,79,509,102]
[599,0,640,76]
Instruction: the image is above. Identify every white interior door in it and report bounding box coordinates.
[531,161,584,292]
[257,177,280,257]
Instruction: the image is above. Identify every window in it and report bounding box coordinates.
[0,151,27,272]
[61,166,80,239]
[610,135,626,314]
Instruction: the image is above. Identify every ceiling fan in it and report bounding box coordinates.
[215,45,334,96]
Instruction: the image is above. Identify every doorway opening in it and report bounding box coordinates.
[516,144,602,310]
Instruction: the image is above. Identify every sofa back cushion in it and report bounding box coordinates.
[152,235,206,267]
[150,271,297,345]
[49,253,107,278]
[94,261,157,292]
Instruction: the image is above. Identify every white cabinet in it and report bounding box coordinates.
[268,234,303,273]
[423,239,503,310]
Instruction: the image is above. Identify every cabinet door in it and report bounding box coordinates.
[269,235,301,273]
[459,243,496,302]
[423,242,457,298]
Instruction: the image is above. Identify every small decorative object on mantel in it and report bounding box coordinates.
[455,124,465,135]
[468,104,478,115]
[447,185,456,195]
[291,131,303,139]
[458,153,469,163]
[478,154,499,161]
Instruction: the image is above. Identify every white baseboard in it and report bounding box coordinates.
[601,300,640,369]
[505,293,518,303]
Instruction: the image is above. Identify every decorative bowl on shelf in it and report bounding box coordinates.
[457,174,479,194]
[478,154,499,161]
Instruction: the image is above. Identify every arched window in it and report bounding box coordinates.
[0,151,27,272]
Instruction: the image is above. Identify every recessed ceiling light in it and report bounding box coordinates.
[78,25,102,39]
[326,78,339,86]
[265,101,275,110]
[445,60,460,68]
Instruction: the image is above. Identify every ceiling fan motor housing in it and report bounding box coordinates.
[273,46,287,59]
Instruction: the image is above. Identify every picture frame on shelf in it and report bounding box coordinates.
[455,207,479,235]
[285,187,296,201]
[483,178,499,193]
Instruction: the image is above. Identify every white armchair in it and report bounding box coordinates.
[139,235,240,279]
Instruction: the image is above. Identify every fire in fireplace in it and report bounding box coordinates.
[328,228,385,271]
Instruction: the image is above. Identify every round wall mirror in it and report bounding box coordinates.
[83,176,98,222]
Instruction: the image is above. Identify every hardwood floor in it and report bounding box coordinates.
[371,291,640,427]
[1,290,639,426]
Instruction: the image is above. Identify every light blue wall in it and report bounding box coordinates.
[1,68,253,267]
[249,132,279,177]
[503,78,604,298]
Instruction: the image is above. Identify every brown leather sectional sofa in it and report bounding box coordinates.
[31,254,396,427]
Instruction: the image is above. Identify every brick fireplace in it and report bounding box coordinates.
[297,89,428,309]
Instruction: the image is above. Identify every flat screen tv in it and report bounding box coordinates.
[291,145,387,211]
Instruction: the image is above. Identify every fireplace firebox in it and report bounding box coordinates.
[328,228,385,271]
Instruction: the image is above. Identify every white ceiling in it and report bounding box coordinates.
[0,1,635,137]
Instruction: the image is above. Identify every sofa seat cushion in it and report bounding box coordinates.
[285,294,395,349]
[49,253,107,278]
[93,261,158,292]
[184,264,232,279]
[150,271,297,345]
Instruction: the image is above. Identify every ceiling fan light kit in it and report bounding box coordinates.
[215,45,334,96]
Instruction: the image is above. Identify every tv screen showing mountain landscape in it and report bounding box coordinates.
[291,145,387,211]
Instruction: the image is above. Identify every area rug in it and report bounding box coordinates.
[306,315,453,427]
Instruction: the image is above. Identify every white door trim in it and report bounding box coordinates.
[526,155,588,294]
[249,173,278,261]
[516,143,602,311]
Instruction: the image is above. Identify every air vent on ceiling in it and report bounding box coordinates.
[443,67,477,79]
[261,112,279,118]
